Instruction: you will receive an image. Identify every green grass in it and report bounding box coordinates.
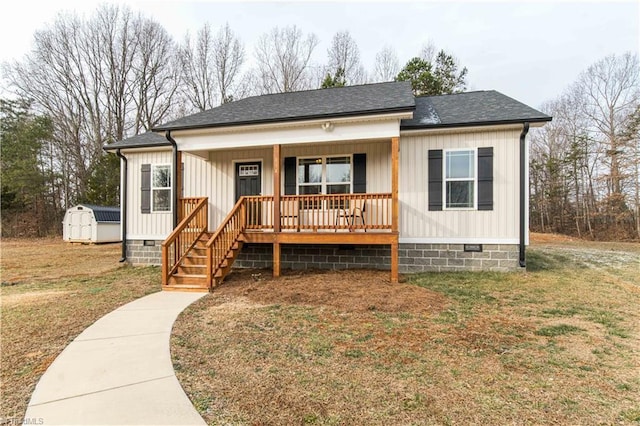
[536,324,584,337]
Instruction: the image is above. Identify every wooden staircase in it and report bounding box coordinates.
[164,233,245,292]
[162,197,247,292]
[164,232,211,292]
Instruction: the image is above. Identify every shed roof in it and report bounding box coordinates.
[77,205,121,223]
[400,90,551,129]
[154,81,415,131]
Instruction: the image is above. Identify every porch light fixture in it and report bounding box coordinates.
[321,121,334,132]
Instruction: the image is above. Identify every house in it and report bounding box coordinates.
[104,81,551,291]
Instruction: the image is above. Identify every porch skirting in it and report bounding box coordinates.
[126,239,163,266]
[235,243,521,273]
[125,240,521,273]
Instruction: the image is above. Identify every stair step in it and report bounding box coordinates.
[163,284,209,293]
[170,273,207,285]
[177,265,207,275]
[182,256,207,266]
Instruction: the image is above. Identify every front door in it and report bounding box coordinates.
[235,162,262,201]
[236,162,262,226]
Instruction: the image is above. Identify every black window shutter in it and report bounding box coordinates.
[141,164,151,214]
[477,147,494,210]
[428,150,443,211]
[353,153,366,193]
[284,157,297,195]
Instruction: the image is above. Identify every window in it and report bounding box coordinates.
[444,150,475,209]
[298,156,351,208]
[152,165,171,212]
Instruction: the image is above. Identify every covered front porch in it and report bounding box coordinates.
[163,138,400,291]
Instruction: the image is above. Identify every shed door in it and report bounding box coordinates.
[69,211,92,241]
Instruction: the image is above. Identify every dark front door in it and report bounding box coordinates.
[235,162,262,201]
[236,162,262,227]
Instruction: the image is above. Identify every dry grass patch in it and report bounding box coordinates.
[1,238,122,284]
[172,241,640,425]
[0,239,159,422]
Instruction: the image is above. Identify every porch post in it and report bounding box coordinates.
[273,144,281,233]
[391,137,399,283]
[273,144,281,278]
[273,242,281,278]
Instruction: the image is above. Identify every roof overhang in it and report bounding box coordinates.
[104,145,172,153]
[400,119,549,136]
[168,111,413,152]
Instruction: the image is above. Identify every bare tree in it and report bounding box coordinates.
[255,25,319,93]
[212,23,244,103]
[3,4,181,206]
[578,53,639,197]
[179,24,217,111]
[326,30,365,85]
[420,41,437,63]
[530,52,640,240]
[373,46,399,82]
[132,17,180,132]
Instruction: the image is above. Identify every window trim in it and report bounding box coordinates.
[296,154,353,195]
[443,148,477,210]
[151,164,172,213]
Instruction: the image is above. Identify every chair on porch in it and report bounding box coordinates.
[335,198,366,231]
[281,199,300,231]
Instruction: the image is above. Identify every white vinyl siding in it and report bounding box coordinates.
[126,151,173,239]
[399,129,521,242]
[180,140,390,230]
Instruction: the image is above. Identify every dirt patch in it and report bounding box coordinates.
[1,290,73,308]
[530,232,579,243]
[216,269,448,314]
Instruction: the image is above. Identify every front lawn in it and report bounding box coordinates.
[171,240,640,425]
[0,239,159,422]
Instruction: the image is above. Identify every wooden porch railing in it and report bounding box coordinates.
[206,197,246,285]
[243,193,392,231]
[161,197,208,285]
[180,197,206,221]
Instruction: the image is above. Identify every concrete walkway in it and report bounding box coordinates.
[25,291,207,425]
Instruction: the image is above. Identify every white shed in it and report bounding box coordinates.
[63,204,121,243]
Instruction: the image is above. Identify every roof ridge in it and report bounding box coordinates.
[415,90,497,99]
[234,80,409,103]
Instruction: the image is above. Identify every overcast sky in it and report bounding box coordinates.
[1,0,638,109]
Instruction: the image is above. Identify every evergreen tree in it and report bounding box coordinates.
[396,50,467,96]
[321,67,346,88]
[0,99,51,210]
[81,153,121,206]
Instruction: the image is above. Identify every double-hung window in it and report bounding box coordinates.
[152,165,171,212]
[298,156,351,208]
[444,149,475,209]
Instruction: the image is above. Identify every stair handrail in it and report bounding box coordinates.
[161,197,208,285]
[205,197,247,286]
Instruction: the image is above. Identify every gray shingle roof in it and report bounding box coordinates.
[154,81,415,131]
[401,90,551,129]
[105,87,551,150]
[104,131,170,150]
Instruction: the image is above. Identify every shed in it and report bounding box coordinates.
[63,204,121,243]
